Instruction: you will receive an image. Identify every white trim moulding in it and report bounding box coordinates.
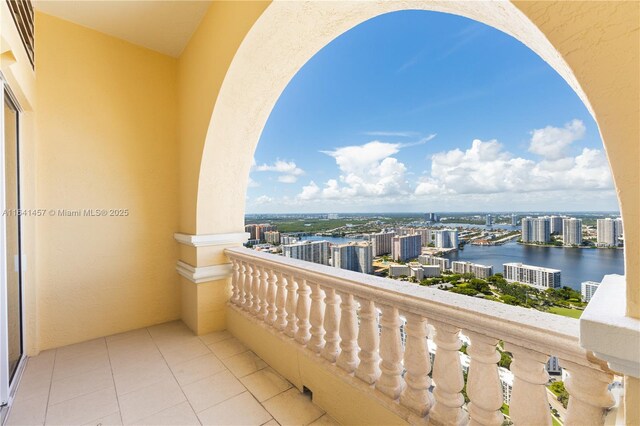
[176,261,233,284]
[174,232,250,247]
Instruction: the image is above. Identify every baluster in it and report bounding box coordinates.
[308,282,325,353]
[466,331,503,426]
[284,273,298,337]
[355,298,380,384]
[274,271,287,331]
[241,263,252,311]
[265,269,277,326]
[429,322,467,426]
[559,359,614,426]
[295,279,312,345]
[257,265,269,319]
[399,312,433,417]
[230,259,241,306]
[321,287,340,362]
[250,265,261,316]
[375,305,404,399]
[505,343,551,426]
[336,292,359,373]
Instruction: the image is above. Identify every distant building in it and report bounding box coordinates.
[562,218,582,246]
[597,218,623,247]
[503,262,561,289]
[433,229,458,249]
[521,217,550,243]
[389,262,440,280]
[280,235,298,245]
[388,264,410,277]
[327,213,339,220]
[451,261,494,279]
[414,228,433,246]
[257,224,277,242]
[245,224,258,240]
[417,254,450,271]
[549,215,564,235]
[546,356,562,375]
[511,214,517,226]
[392,234,421,262]
[369,231,396,256]
[245,238,260,246]
[581,280,600,303]
[485,214,493,226]
[331,242,373,274]
[425,213,439,222]
[283,240,330,265]
[264,231,280,245]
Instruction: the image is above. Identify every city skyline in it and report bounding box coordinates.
[247,11,617,214]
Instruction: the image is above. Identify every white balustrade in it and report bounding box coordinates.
[225,247,618,426]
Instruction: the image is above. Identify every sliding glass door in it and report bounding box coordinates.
[1,83,24,416]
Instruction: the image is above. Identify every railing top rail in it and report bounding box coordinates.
[226,246,596,366]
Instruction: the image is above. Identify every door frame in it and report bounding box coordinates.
[0,73,26,422]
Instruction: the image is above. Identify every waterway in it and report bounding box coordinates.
[301,235,624,290]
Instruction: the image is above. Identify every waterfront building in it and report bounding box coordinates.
[511,213,517,226]
[451,261,494,279]
[563,218,583,246]
[280,235,298,245]
[389,263,440,280]
[369,231,396,256]
[283,240,330,265]
[264,231,280,245]
[388,264,410,277]
[331,242,373,274]
[503,262,561,289]
[392,234,421,262]
[433,229,458,249]
[550,215,564,234]
[395,226,414,236]
[414,228,433,246]
[581,280,601,303]
[417,254,450,271]
[425,213,439,222]
[485,214,492,226]
[257,224,277,242]
[245,224,258,240]
[597,218,623,247]
[521,217,550,243]
[246,238,260,246]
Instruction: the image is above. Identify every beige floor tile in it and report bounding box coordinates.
[170,353,226,387]
[223,351,268,378]
[105,328,150,343]
[198,330,233,345]
[45,387,119,426]
[14,369,52,402]
[112,358,174,396]
[5,393,48,426]
[309,414,339,426]
[52,351,111,382]
[261,420,280,426]
[24,350,56,378]
[197,391,272,426]
[118,378,186,424]
[240,368,292,402]
[83,411,122,426]
[56,339,107,361]
[263,389,324,426]
[107,335,157,356]
[182,370,246,413]
[108,344,164,372]
[160,338,211,366]
[208,338,248,360]
[135,401,200,426]
[147,321,192,339]
[49,366,114,405]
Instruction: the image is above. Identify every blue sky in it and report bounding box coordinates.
[247,11,617,213]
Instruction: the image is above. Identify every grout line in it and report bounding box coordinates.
[146,326,203,425]
[42,348,58,424]
[104,337,124,426]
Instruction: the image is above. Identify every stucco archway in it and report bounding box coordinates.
[196,1,638,315]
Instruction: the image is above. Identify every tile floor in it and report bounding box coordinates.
[5,321,338,426]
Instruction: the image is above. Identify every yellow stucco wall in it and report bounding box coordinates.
[177,1,269,235]
[34,13,181,350]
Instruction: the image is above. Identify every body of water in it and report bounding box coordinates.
[445,241,624,290]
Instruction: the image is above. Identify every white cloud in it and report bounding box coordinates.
[254,195,273,205]
[298,181,320,200]
[528,119,586,160]
[254,159,304,183]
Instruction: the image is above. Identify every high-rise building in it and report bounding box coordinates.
[327,213,339,220]
[417,254,450,271]
[433,229,459,249]
[550,215,564,234]
[486,214,493,226]
[451,261,494,279]
[392,234,421,262]
[257,224,277,242]
[369,231,396,256]
[521,217,550,243]
[581,281,600,303]
[280,235,298,245]
[331,242,373,274]
[503,262,561,289]
[264,231,280,245]
[597,218,623,247]
[511,214,517,226]
[562,218,582,246]
[425,213,439,223]
[283,240,330,265]
[414,228,433,246]
[245,224,258,240]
